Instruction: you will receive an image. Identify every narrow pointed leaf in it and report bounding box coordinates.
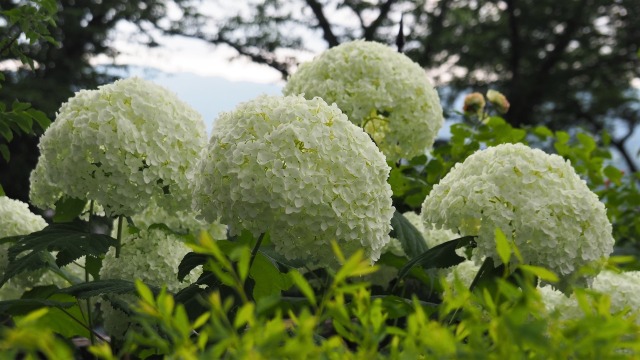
[397,236,476,281]
[390,210,428,258]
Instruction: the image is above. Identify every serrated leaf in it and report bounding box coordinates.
[17,293,91,338]
[0,250,57,288]
[0,298,75,316]
[397,236,475,281]
[178,252,208,281]
[52,197,87,223]
[2,222,117,286]
[390,210,428,258]
[61,279,159,299]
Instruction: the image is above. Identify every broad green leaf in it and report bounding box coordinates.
[61,279,158,299]
[397,236,476,281]
[52,197,87,223]
[135,279,155,304]
[17,293,91,339]
[0,250,57,288]
[495,228,511,265]
[0,183,4,196]
[0,298,74,316]
[469,257,503,291]
[85,255,102,281]
[11,100,31,112]
[603,165,623,186]
[26,109,51,131]
[0,120,13,141]
[250,253,292,300]
[390,210,428,258]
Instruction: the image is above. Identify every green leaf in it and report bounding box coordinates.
[250,253,292,300]
[495,228,511,265]
[2,222,117,286]
[518,265,559,283]
[11,100,31,112]
[603,165,622,186]
[0,143,9,162]
[397,236,476,281]
[469,257,502,291]
[52,197,87,223]
[135,279,155,304]
[288,270,316,307]
[85,255,102,281]
[178,252,207,281]
[0,250,57,288]
[0,183,4,196]
[0,298,75,316]
[390,210,428,259]
[18,293,91,338]
[0,120,13,142]
[533,125,553,138]
[26,108,50,131]
[61,279,159,299]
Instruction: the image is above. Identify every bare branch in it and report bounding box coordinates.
[305,0,340,47]
[363,0,398,40]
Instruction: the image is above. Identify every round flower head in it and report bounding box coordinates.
[0,197,60,299]
[421,143,614,282]
[100,227,199,338]
[192,95,394,268]
[283,40,443,162]
[36,77,207,216]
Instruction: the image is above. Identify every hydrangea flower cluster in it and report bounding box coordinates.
[35,77,207,216]
[540,270,640,324]
[100,227,199,338]
[421,143,614,281]
[283,40,443,162]
[192,95,394,268]
[0,197,60,299]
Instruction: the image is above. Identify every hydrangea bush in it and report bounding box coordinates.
[34,77,207,216]
[421,143,615,282]
[192,95,394,267]
[284,40,444,162]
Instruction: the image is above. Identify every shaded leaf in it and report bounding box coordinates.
[0,298,75,316]
[61,279,159,299]
[178,252,207,281]
[397,236,476,281]
[390,210,428,259]
[52,197,87,223]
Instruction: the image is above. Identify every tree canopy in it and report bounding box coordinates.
[160,0,639,171]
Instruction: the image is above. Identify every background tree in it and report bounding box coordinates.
[161,0,639,171]
[0,0,198,202]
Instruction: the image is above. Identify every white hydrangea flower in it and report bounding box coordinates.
[100,227,199,338]
[541,270,640,323]
[283,40,443,162]
[192,95,394,268]
[421,143,614,282]
[403,211,458,249]
[444,259,480,289]
[36,77,207,216]
[29,158,62,211]
[0,197,63,299]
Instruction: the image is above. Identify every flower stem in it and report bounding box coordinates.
[248,233,266,270]
[116,215,124,258]
[86,200,95,345]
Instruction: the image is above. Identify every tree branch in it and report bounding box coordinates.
[305,0,339,47]
[363,0,398,40]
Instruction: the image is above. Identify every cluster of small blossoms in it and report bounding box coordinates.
[540,270,640,324]
[0,197,62,299]
[192,95,394,268]
[99,227,199,338]
[283,40,443,162]
[35,77,207,216]
[421,143,614,282]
